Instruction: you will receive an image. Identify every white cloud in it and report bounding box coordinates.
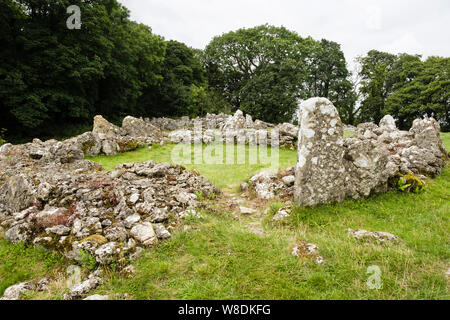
[381,32,423,56]
[365,5,382,31]
[118,0,450,64]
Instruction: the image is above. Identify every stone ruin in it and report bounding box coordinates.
[0,97,448,275]
[245,98,448,206]
[0,136,218,267]
[165,111,297,149]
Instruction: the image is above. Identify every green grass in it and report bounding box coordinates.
[87,144,297,191]
[441,132,450,150]
[89,133,450,300]
[344,131,355,137]
[0,240,67,296]
[0,133,448,300]
[86,167,448,300]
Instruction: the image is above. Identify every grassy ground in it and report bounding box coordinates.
[87,144,297,192]
[0,240,68,297]
[0,133,449,299]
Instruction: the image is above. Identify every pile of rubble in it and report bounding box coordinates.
[0,139,219,266]
[241,167,296,201]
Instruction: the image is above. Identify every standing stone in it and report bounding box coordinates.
[379,115,397,132]
[294,98,346,206]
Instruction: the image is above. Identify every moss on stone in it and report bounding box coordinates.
[82,140,96,155]
[391,171,426,193]
[80,234,107,246]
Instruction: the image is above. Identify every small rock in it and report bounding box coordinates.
[94,242,116,264]
[123,265,136,275]
[130,222,157,246]
[0,282,34,300]
[178,209,202,219]
[45,225,71,236]
[240,182,249,192]
[239,206,256,215]
[130,247,143,260]
[128,193,140,204]
[124,214,141,229]
[36,278,50,292]
[348,229,400,243]
[110,170,123,179]
[291,242,324,264]
[153,223,171,239]
[64,272,102,300]
[281,175,295,186]
[273,209,290,221]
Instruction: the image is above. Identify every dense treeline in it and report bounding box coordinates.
[0,0,166,140]
[0,0,448,142]
[357,50,449,130]
[203,25,355,124]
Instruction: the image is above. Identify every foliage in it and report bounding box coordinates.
[0,129,7,146]
[0,0,165,139]
[0,239,67,296]
[0,0,448,140]
[394,172,425,193]
[204,24,355,124]
[357,50,398,125]
[79,249,98,271]
[139,40,211,118]
[357,51,449,130]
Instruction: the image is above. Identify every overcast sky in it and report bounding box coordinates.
[118,0,450,67]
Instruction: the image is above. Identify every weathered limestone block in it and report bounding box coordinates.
[222,110,246,130]
[277,123,299,138]
[0,174,34,212]
[122,116,162,143]
[294,98,346,206]
[379,115,397,132]
[343,138,391,198]
[73,132,102,157]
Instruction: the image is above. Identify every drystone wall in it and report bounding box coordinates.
[245,97,448,206]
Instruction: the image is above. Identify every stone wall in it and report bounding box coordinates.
[293,97,448,207]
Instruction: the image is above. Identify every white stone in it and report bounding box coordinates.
[130,222,157,246]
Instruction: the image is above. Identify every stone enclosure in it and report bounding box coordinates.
[246,98,448,205]
[0,97,448,272]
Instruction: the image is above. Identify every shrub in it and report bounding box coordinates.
[79,249,98,271]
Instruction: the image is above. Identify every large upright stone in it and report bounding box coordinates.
[294,98,346,206]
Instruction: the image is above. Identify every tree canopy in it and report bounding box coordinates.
[358,50,450,130]
[203,25,354,123]
[0,1,448,142]
[0,0,166,139]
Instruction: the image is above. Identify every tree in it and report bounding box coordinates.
[384,54,424,128]
[204,24,354,123]
[140,40,209,118]
[306,39,356,124]
[0,0,165,139]
[357,50,397,124]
